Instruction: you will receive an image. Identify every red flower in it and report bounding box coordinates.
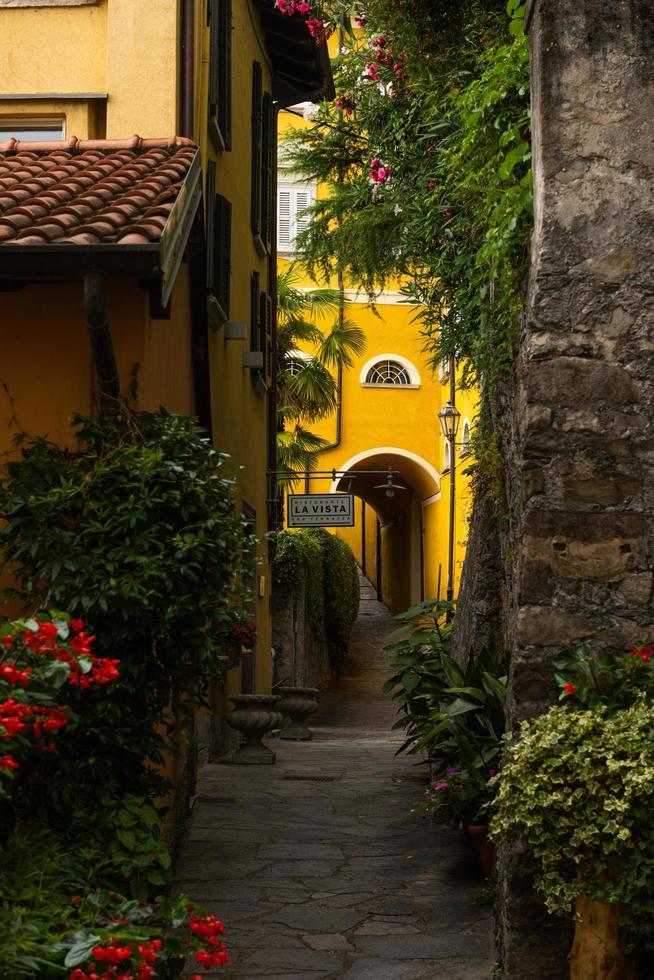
[0,754,18,771]
[562,682,577,696]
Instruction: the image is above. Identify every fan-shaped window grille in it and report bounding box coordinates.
[365,360,411,385]
[286,357,306,376]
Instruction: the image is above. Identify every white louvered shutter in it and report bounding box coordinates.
[294,189,310,244]
[278,189,292,249]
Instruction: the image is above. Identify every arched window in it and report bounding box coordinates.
[366,360,410,385]
[286,358,306,376]
[443,440,451,472]
[283,350,312,376]
[460,419,472,457]
[359,355,421,388]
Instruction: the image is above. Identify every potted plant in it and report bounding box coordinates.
[419,764,497,877]
[490,698,654,979]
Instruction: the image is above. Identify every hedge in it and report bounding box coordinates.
[272,528,360,674]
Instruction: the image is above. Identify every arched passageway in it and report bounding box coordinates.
[326,447,441,613]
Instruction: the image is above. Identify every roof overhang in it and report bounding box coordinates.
[254,1,335,107]
[0,149,202,306]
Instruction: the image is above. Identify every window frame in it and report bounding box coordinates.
[359,354,421,389]
[208,0,232,152]
[277,180,316,255]
[206,161,232,327]
[0,116,65,141]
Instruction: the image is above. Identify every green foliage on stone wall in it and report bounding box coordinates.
[272,528,326,642]
[309,529,360,674]
[272,529,359,672]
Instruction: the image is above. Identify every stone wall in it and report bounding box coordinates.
[497,1,654,974]
[272,581,333,691]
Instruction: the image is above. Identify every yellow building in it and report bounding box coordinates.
[0,1,332,761]
[278,104,476,613]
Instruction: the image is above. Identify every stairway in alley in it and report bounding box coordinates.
[174,577,494,979]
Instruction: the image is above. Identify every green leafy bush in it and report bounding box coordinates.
[554,642,654,711]
[0,827,228,978]
[384,600,507,771]
[309,529,360,674]
[383,600,507,826]
[490,699,654,932]
[272,528,359,672]
[272,529,325,641]
[0,410,255,798]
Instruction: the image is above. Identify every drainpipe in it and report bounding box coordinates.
[83,273,120,418]
[181,0,195,139]
[445,354,456,620]
[305,25,345,493]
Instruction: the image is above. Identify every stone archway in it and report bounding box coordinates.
[329,447,441,612]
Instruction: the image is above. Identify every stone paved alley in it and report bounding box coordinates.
[174,581,494,979]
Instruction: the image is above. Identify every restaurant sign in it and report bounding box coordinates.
[287,493,355,528]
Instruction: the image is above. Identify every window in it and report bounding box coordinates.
[359,355,421,388]
[208,0,232,151]
[284,350,313,375]
[251,62,274,255]
[249,270,272,394]
[0,117,64,141]
[460,419,472,457]
[277,183,314,252]
[365,361,411,385]
[443,441,451,472]
[206,160,231,326]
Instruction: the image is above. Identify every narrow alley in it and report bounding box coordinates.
[174,581,494,979]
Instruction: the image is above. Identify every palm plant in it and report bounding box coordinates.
[276,265,366,491]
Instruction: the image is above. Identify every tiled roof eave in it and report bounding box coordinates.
[0,242,161,282]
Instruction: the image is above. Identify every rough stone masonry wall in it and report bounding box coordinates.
[498,1,654,975]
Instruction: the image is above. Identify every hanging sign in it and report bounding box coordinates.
[287,493,355,528]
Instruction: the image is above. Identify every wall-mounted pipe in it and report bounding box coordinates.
[83,272,120,418]
[181,0,195,140]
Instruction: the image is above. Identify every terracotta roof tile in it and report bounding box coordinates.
[0,136,197,248]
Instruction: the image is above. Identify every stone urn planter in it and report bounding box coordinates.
[277,686,320,741]
[225,694,280,764]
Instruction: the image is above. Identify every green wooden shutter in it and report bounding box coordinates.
[213,193,231,319]
[251,61,263,238]
[250,270,260,352]
[259,291,273,384]
[261,92,274,249]
[205,160,217,293]
[208,0,232,151]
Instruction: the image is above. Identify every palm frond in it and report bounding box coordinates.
[318,318,367,369]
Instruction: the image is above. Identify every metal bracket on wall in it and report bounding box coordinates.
[224,322,247,340]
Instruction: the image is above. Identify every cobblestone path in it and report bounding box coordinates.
[174,579,494,979]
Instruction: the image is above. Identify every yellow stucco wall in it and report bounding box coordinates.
[0,2,107,95]
[279,104,477,614]
[195,1,276,694]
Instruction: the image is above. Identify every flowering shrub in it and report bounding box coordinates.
[0,613,118,793]
[369,157,390,185]
[0,411,255,800]
[554,642,654,711]
[420,765,497,828]
[56,892,228,979]
[216,618,257,652]
[274,0,331,40]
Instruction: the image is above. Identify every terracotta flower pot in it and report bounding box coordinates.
[465,823,496,879]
